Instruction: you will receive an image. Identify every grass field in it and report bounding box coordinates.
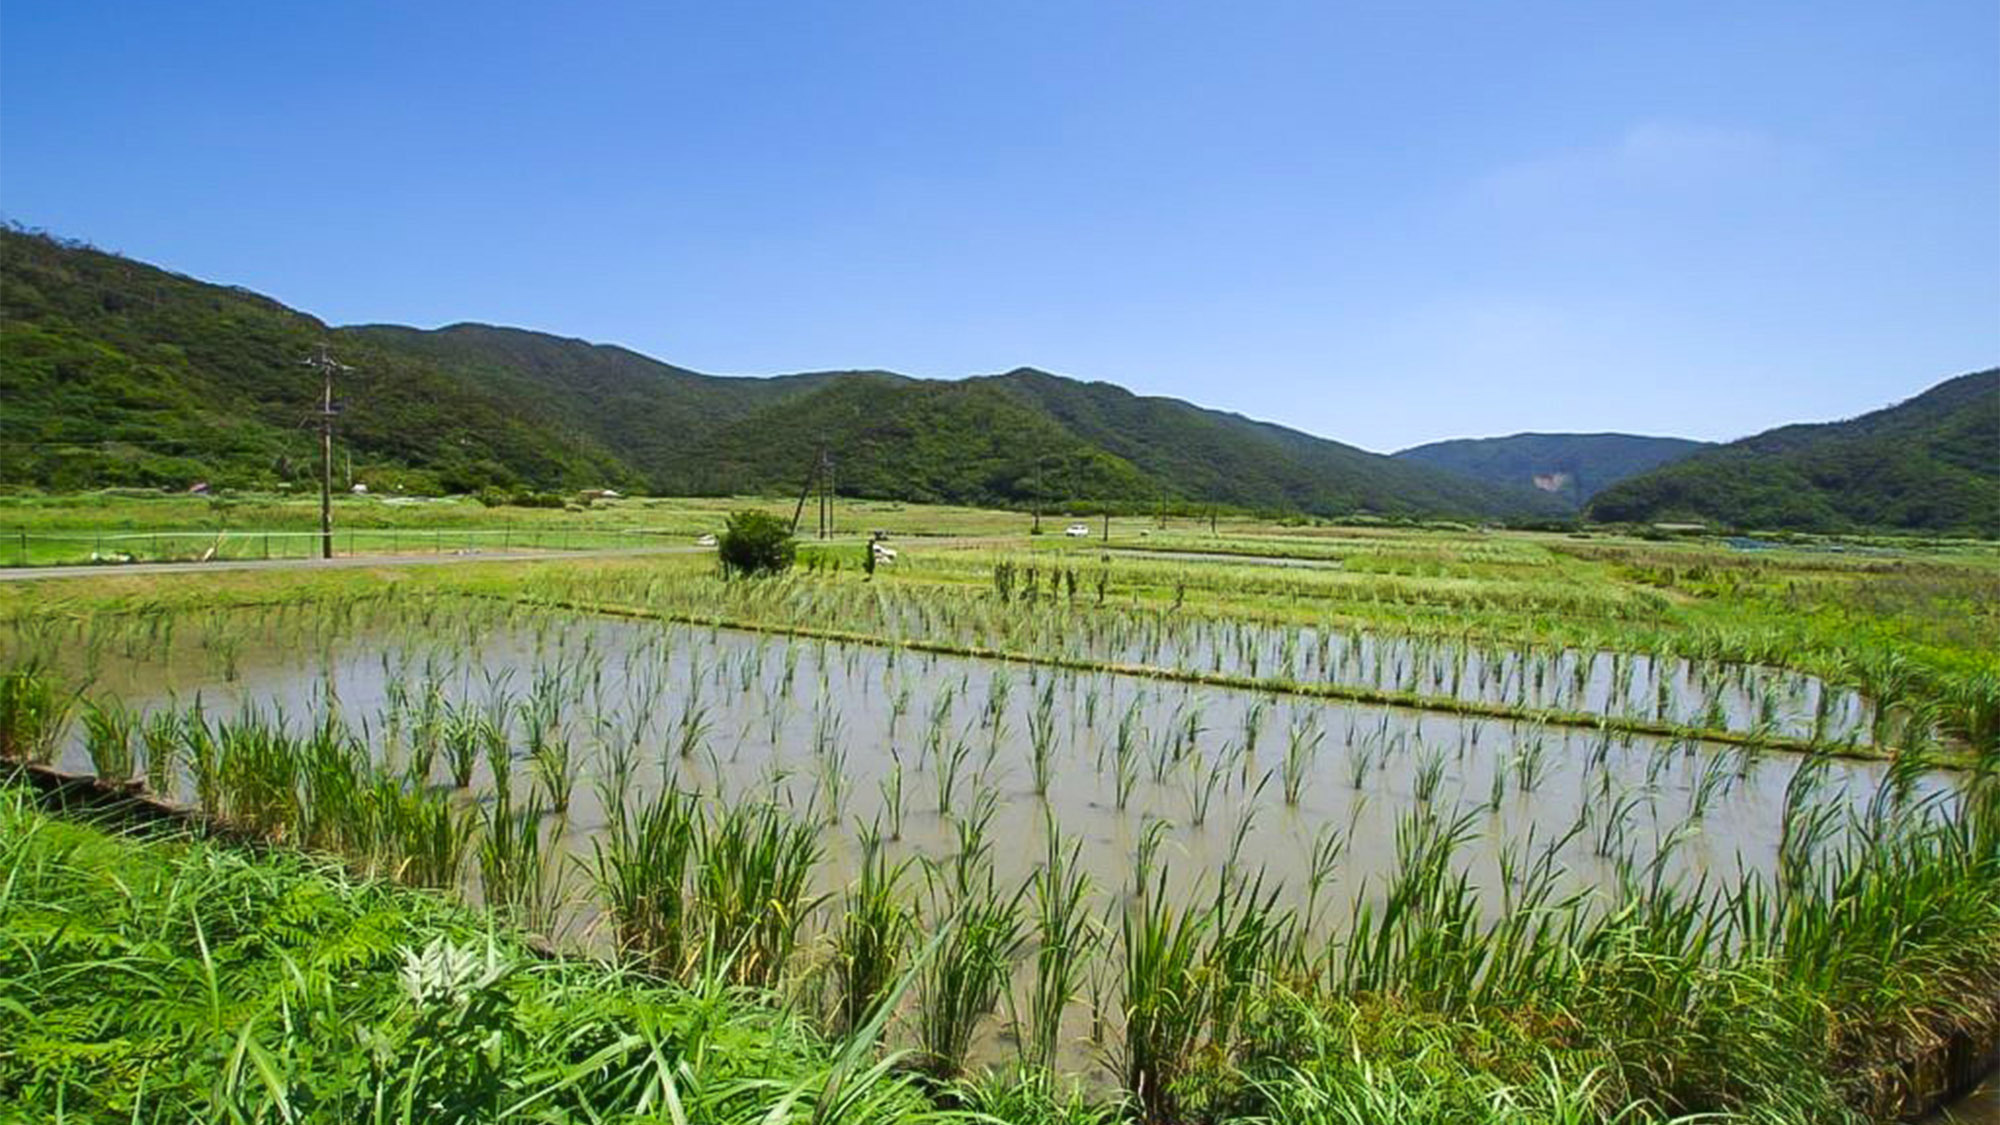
[0,490,1038,564]
[3,493,1998,1123]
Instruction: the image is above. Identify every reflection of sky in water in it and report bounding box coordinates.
[9,606,1967,1084]
[23,608,1940,926]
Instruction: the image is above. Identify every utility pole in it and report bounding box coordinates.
[821,449,835,539]
[303,343,351,560]
[792,443,834,539]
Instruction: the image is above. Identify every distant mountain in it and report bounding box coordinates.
[0,226,1561,520]
[1585,370,2000,535]
[983,369,1553,518]
[1394,433,1710,508]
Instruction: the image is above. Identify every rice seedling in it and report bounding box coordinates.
[588,785,697,977]
[834,825,914,1036]
[441,702,485,788]
[393,788,477,889]
[79,697,137,784]
[1281,712,1323,807]
[1029,679,1060,797]
[1020,812,1097,1076]
[915,859,1025,1079]
[880,762,907,841]
[140,706,182,795]
[0,663,73,765]
[692,799,823,988]
[1120,865,1214,1123]
[478,796,559,933]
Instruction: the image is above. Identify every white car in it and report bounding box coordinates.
[696,533,718,547]
[1065,523,1092,538]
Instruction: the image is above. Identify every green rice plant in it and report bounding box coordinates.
[1029,679,1060,797]
[141,707,182,796]
[1412,740,1448,804]
[215,711,303,839]
[692,799,823,988]
[79,697,137,784]
[1184,755,1227,828]
[916,866,1025,1079]
[675,699,713,760]
[986,667,1014,728]
[1514,731,1550,794]
[440,703,485,788]
[834,826,914,1037]
[392,788,476,889]
[297,716,369,853]
[527,731,576,814]
[483,715,515,811]
[0,663,73,765]
[1120,865,1215,1123]
[935,733,975,814]
[1205,871,1287,1050]
[1281,714,1323,807]
[183,706,223,818]
[477,796,559,933]
[588,785,697,977]
[1021,813,1097,1076]
[880,762,907,842]
[1114,737,1141,811]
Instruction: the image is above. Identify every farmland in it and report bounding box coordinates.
[3,501,1997,1123]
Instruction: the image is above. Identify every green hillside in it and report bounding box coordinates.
[684,374,1155,507]
[0,226,1571,519]
[981,369,1563,518]
[0,229,633,495]
[1394,433,1710,508]
[341,323,852,489]
[1585,369,2000,534]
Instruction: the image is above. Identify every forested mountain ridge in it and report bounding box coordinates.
[0,227,1563,518]
[1394,433,1711,508]
[1584,370,2000,534]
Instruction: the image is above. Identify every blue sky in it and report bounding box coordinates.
[4,1,1994,451]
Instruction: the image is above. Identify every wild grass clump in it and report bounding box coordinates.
[0,785,953,1124]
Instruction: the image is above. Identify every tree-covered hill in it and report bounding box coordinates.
[1585,369,2000,535]
[1,229,633,494]
[0,226,1572,519]
[340,323,857,489]
[682,374,1156,507]
[1394,433,1710,508]
[981,369,1563,518]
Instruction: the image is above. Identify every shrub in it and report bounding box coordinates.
[717,510,796,577]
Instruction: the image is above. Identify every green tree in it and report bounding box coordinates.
[717,510,796,577]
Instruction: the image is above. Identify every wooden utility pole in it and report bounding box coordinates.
[820,449,835,539]
[792,444,835,539]
[303,344,351,560]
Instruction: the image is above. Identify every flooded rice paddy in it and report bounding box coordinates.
[20,605,1932,915]
[7,600,1957,1078]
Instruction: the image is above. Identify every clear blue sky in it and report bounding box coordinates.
[4,1,1995,452]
